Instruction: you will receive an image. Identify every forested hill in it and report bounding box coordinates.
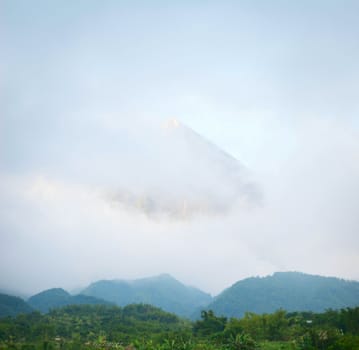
[81,274,212,318]
[0,293,33,317]
[206,272,359,318]
[27,288,112,313]
[2,272,359,319]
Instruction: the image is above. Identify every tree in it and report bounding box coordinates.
[193,310,227,337]
[228,333,257,350]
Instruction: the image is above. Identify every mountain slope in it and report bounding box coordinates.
[108,119,259,220]
[28,288,111,313]
[0,293,33,317]
[81,274,212,318]
[206,272,359,318]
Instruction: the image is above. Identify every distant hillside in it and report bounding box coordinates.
[205,272,359,318]
[28,288,111,313]
[0,288,29,300]
[0,293,33,317]
[81,274,212,318]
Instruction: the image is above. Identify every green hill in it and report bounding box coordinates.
[81,274,212,318]
[28,288,112,313]
[0,293,33,317]
[205,272,359,318]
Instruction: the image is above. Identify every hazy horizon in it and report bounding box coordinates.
[1,1,359,296]
[2,270,359,299]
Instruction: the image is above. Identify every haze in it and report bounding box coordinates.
[1,0,359,296]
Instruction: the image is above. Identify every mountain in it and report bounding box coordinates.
[7,271,358,319]
[81,274,212,318]
[108,118,260,220]
[28,288,112,313]
[0,293,33,317]
[0,288,29,300]
[205,272,359,318]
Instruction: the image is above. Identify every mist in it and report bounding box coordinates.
[1,0,359,296]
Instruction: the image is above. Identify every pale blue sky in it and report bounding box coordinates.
[2,0,359,168]
[1,1,359,294]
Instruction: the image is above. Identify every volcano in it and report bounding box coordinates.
[109,118,260,220]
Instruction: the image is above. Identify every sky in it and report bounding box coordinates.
[1,0,359,296]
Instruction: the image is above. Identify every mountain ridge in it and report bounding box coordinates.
[81,273,212,318]
[1,272,358,319]
[27,288,112,313]
[204,271,359,318]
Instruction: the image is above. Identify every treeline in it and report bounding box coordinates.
[193,308,359,349]
[0,304,358,350]
[0,304,184,344]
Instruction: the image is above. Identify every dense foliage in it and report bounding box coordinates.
[0,304,358,350]
[0,295,33,318]
[207,272,359,318]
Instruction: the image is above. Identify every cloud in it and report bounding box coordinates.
[0,117,264,294]
[104,120,261,220]
[0,172,267,295]
[1,0,359,296]
[1,116,358,296]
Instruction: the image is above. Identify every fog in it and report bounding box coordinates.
[1,1,359,296]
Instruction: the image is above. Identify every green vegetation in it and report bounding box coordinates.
[0,304,358,350]
[1,272,359,349]
[206,272,359,318]
[0,294,33,318]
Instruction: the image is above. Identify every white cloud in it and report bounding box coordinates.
[2,0,359,296]
[1,116,359,295]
